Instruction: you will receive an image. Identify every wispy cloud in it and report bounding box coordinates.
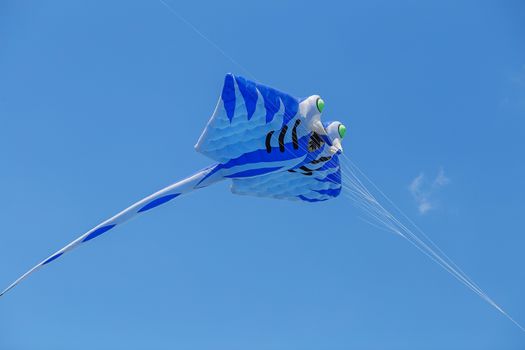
[409,168,450,214]
[501,64,525,112]
[433,167,450,187]
[510,64,525,86]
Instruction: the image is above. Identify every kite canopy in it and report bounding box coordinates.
[195,73,344,202]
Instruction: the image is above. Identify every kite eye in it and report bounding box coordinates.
[338,124,346,138]
[316,98,325,113]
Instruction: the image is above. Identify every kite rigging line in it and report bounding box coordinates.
[157,0,256,80]
[156,0,525,332]
[337,156,525,332]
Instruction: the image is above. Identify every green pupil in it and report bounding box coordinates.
[338,124,346,138]
[316,98,325,113]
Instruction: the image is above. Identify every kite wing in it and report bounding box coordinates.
[231,155,342,202]
[195,74,302,163]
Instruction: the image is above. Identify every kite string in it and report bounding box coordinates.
[157,0,257,80]
[338,160,486,291]
[338,158,482,288]
[338,167,500,308]
[343,157,484,291]
[338,155,525,332]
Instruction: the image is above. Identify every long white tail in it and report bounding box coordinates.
[0,164,221,297]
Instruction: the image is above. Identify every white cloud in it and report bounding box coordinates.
[433,167,450,187]
[409,168,450,214]
[418,200,433,214]
[511,64,525,86]
[502,65,525,111]
[409,173,424,194]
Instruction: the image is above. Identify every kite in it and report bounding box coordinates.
[0,73,347,297]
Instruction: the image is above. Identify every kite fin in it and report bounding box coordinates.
[0,165,222,297]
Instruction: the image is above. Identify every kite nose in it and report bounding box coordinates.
[329,139,343,154]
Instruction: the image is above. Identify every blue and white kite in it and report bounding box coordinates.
[1,74,347,296]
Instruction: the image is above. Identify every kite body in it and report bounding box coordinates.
[1,74,346,296]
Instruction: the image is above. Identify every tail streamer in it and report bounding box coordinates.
[0,166,219,297]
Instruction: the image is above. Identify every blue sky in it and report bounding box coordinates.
[1,0,525,348]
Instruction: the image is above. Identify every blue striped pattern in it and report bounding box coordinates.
[38,192,184,269]
[196,74,303,164]
[298,195,328,203]
[82,224,116,243]
[138,193,180,213]
[43,253,63,265]
[234,76,258,120]
[230,155,342,202]
[221,74,236,122]
[315,187,342,198]
[223,74,299,126]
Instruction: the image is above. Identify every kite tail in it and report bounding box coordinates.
[0,164,222,297]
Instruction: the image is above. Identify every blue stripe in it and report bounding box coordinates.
[82,224,116,243]
[314,156,340,172]
[42,252,63,265]
[323,169,341,184]
[254,80,299,125]
[235,76,258,120]
[222,74,236,122]
[298,195,327,203]
[138,193,180,213]
[315,188,342,198]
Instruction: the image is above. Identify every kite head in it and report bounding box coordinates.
[299,95,327,135]
[323,121,346,154]
[299,95,346,154]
